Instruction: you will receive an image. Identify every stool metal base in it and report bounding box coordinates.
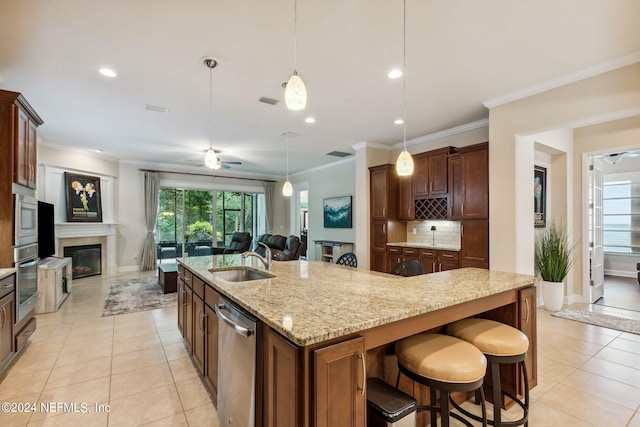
[396,363,488,427]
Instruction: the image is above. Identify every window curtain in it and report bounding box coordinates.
[140,171,160,270]
[264,182,274,233]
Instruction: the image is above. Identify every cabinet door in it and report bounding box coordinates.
[264,329,301,427]
[370,167,388,220]
[460,220,489,268]
[386,254,403,273]
[428,152,448,195]
[370,249,386,273]
[184,286,193,353]
[448,154,463,219]
[412,155,429,197]
[177,279,185,335]
[27,119,37,188]
[519,286,537,391]
[0,292,15,372]
[14,106,29,187]
[398,176,414,220]
[314,336,365,427]
[371,220,387,251]
[419,249,437,274]
[461,147,489,219]
[192,294,205,375]
[204,303,218,400]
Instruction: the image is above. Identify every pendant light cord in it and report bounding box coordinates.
[286,109,290,179]
[293,0,298,69]
[402,0,407,150]
[209,63,214,151]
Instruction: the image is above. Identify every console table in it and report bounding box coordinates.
[37,257,72,314]
[314,240,354,263]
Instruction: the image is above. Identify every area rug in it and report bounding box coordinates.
[102,276,177,316]
[552,308,640,335]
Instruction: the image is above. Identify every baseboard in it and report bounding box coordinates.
[118,265,141,273]
[604,269,637,278]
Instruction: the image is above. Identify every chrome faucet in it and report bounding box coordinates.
[242,242,272,271]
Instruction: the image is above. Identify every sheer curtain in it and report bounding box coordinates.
[264,182,274,233]
[140,171,160,270]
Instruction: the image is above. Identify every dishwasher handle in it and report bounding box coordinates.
[214,303,255,337]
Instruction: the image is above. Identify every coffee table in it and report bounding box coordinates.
[158,262,178,293]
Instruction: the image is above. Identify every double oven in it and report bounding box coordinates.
[14,191,38,323]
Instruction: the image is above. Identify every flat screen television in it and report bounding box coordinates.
[38,201,55,259]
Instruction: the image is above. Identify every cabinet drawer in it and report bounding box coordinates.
[0,275,15,299]
[387,246,402,255]
[205,285,219,309]
[402,247,419,257]
[192,276,205,298]
[183,269,193,288]
[178,264,185,278]
[419,249,437,259]
[15,317,36,351]
[439,251,459,261]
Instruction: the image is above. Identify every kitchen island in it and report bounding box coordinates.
[177,255,537,427]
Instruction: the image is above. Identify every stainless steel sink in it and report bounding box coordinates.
[210,268,274,282]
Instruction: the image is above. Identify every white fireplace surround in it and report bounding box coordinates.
[56,223,117,276]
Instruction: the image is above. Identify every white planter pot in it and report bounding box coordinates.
[541,280,564,312]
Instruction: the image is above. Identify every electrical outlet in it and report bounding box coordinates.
[412,228,416,234]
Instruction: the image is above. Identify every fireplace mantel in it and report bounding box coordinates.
[55,223,117,275]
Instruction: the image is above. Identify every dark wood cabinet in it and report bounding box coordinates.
[429,151,449,196]
[369,165,406,272]
[460,220,490,268]
[411,154,429,197]
[386,246,403,272]
[192,293,206,374]
[398,175,413,220]
[0,282,15,373]
[264,329,302,427]
[177,279,185,336]
[449,143,488,220]
[314,336,366,427]
[419,249,437,273]
[204,303,218,400]
[411,148,451,199]
[519,286,537,391]
[438,250,460,271]
[184,285,194,353]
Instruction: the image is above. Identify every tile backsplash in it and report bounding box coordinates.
[406,220,461,247]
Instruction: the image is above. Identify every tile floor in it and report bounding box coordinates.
[0,270,639,426]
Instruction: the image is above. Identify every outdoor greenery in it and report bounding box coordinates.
[534,222,574,282]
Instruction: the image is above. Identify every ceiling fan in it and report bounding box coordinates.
[185,150,242,169]
[602,152,639,164]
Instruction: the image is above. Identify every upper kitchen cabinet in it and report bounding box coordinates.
[448,142,488,220]
[411,147,451,198]
[0,90,44,190]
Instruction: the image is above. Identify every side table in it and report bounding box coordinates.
[158,263,178,294]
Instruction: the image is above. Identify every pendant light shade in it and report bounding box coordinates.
[204,148,220,170]
[396,149,414,176]
[285,71,307,111]
[282,180,293,196]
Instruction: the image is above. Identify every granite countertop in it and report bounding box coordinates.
[178,256,535,347]
[387,242,461,251]
[0,268,16,281]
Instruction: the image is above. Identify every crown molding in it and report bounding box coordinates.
[392,118,489,150]
[483,50,640,109]
[290,155,355,178]
[352,141,393,151]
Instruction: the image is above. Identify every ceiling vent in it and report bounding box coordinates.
[259,97,278,106]
[281,131,298,137]
[326,151,352,158]
[146,104,170,114]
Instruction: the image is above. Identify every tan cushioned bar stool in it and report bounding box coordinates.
[448,318,530,427]
[395,333,488,427]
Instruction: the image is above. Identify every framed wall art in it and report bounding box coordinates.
[323,196,352,228]
[65,172,103,222]
[534,165,546,228]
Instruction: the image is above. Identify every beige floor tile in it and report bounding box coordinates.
[561,369,640,410]
[169,357,199,383]
[158,329,182,346]
[536,344,592,367]
[580,357,640,387]
[539,382,634,426]
[44,356,112,390]
[538,333,605,356]
[0,392,40,426]
[110,363,174,400]
[138,412,189,426]
[64,328,113,345]
[111,345,168,374]
[608,336,640,354]
[527,399,598,426]
[26,409,108,426]
[0,369,51,400]
[184,403,220,427]
[628,412,640,427]
[152,307,178,323]
[8,349,59,376]
[113,322,158,340]
[31,377,111,422]
[620,332,640,343]
[107,384,184,426]
[54,340,113,367]
[154,319,178,333]
[528,374,556,403]
[162,341,189,361]
[112,333,162,355]
[594,346,640,369]
[175,376,213,411]
[536,355,576,382]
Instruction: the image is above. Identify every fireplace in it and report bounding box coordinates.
[64,244,102,279]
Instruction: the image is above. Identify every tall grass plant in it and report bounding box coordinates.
[535,222,573,282]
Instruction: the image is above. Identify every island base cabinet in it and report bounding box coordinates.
[192,294,206,375]
[519,286,537,391]
[0,291,15,373]
[204,304,219,401]
[314,336,365,427]
[264,329,302,427]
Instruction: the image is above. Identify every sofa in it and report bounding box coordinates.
[211,232,252,255]
[255,234,304,261]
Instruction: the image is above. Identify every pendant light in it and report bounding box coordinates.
[284,0,307,110]
[396,0,414,176]
[203,58,221,170]
[283,115,293,196]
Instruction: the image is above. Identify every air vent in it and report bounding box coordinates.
[146,104,170,114]
[259,97,278,105]
[281,131,298,137]
[326,151,352,158]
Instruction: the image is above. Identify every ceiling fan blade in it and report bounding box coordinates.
[222,161,242,165]
[221,164,231,169]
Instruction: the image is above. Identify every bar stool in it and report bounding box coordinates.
[395,333,488,427]
[447,318,529,427]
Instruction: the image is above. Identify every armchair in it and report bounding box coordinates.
[255,234,304,261]
[210,232,252,255]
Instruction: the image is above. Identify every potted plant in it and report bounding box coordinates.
[534,222,573,311]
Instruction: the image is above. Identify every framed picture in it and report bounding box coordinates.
[65,172,103,222]
[534,166,546,228]
[323,196,352,228]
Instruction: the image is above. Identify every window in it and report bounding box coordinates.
[215,191,256,246]
[603,182,640,253]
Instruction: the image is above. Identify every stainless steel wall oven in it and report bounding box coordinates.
[14,243,38,323]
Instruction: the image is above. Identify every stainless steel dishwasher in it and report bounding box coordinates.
[215,296,257,427]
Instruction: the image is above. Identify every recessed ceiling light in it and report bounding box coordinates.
[99,68,117,78]
[394,119,404,125]
[93,148,104,153]
[387,69,403,79]
[305,117,315,124]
